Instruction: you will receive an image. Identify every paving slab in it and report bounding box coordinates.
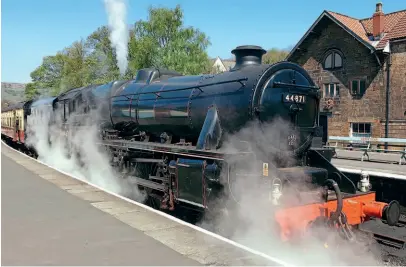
[1,152,200,266]
[334,149,405,164]
[332,158,406,176]
[1,143,287,266]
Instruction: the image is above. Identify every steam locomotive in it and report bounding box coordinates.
[2,45,403,248]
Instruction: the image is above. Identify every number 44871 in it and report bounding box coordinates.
[285,94,306,103]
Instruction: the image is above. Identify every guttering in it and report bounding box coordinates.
[390,37,406,43]
[384,45,391,150]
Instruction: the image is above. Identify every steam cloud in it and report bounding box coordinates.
[24,94,392,265]
[198,117,386,266]
[25,96,145,203]
[103,0,129,75]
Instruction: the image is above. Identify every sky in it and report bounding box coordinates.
[1,0,405,83]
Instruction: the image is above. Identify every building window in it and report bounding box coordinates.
[350,123,371,138]
[323,50,343,70]
[323,83,340,98]
[350,79,367,96]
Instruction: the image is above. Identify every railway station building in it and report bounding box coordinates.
[287,3,406,142]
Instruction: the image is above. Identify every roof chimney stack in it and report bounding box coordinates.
[373,2,384,39]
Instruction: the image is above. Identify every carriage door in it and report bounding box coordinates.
[16,118,20,141]
[13,111,18,141]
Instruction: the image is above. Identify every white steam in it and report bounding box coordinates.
[25,99,144,202]
[103,0,129,75]
[24,93,391,265]
[198,117,385,266]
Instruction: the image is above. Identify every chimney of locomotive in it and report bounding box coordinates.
[231,45,267,70]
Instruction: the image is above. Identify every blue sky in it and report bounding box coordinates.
[2,0,405,83]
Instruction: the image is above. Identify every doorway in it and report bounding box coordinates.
[319,114,328,145]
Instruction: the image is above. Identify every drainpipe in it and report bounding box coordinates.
[385,52,391,151]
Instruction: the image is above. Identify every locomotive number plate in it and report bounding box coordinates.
[283,93,306,104]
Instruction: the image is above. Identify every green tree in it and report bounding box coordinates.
[30,53,67,94]
[24,83,40,99]
[24,4,212,99]
[85,26,120,83]
[128,5,211,76]
[262,48,289,65]
[59,39,89,92]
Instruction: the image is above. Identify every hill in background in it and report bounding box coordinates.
[1,82,26,108]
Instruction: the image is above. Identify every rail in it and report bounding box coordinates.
[325,136,406,165]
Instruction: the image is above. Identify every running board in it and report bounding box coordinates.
[149,175,169,183]
[128,176,166,192]
[132,158,165,163]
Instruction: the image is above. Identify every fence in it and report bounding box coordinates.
[325,136,406,165]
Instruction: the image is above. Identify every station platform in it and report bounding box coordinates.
[332,157,406,177]
[1,152,200,265]
[334,149,405,165]
[1,143,285,266]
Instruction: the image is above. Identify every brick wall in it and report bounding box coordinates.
[380,121,406,138]
[290,18,406,139]
[389,40,406,121]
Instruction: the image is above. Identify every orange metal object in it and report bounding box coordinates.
[274,192,389,242]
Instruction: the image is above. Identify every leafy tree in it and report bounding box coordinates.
[30,53,67,94]
[59,39,89,92]
[85,26,120,83]
[128,5,211,75]
[24,83,40,99]
[24,4,212,99]
[262,48,289,64]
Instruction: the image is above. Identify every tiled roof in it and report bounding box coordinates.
[384,12,406,40]
[327,9,406,50]
[360,10,406,35]
[327,11,371,43]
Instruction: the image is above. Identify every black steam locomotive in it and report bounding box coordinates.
[101,46,356,208]
[2,45,403,248]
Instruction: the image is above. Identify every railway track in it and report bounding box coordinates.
[3,140,406,266]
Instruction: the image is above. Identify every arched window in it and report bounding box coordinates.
[323,50,343,70]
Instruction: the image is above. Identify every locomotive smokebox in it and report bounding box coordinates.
[231,45,267,70]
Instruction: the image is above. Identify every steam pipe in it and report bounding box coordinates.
[324,179,343,221]
[384,51,391,151]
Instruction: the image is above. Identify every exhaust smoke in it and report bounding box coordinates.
[198,117,384,266]
[22,93,390,265]
[25,94,144,202]
[103,0,129,76]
